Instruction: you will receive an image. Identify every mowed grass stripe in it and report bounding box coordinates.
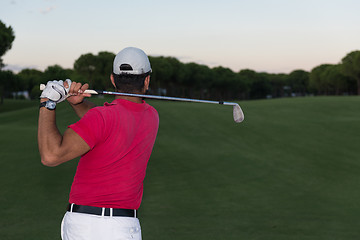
[0,97,360,239]
[143,96,360,239]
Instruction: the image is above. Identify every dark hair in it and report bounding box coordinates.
[112,72,150,93]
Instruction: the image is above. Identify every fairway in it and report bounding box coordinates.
[0,96,360,240]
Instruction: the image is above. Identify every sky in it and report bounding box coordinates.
[1,0,360,74]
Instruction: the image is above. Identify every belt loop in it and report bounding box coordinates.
[110,208,113,217]
[70,203,74,212]
[134,209,137,218]
[101,207,105,217]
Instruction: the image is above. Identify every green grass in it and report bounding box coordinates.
[1,96,360,239]
[0,98,38,113]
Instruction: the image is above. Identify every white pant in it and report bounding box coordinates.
[61,212,142,240]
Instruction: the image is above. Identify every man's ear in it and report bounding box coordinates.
[144,75,150,91]
[110,74,116,88]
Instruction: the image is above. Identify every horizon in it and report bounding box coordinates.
[2,50,351,75]
[1,0,359,74]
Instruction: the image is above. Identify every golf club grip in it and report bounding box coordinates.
[39,84,99,94]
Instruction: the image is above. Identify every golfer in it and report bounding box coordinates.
[38,47,159,240]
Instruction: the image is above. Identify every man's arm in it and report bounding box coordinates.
[38,99,90,167]
[68,100,97,118]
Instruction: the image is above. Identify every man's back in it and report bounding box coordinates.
[69,98,159,209]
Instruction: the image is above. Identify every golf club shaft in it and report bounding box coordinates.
[39,84,237,106]
[39,84,244,123]
[98,90,244,123]
[99,90,238,106]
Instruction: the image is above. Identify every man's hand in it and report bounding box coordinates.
[40,79,71,103]
[65,81,91,105]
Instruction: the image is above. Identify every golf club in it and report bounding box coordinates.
[40,84,244,123]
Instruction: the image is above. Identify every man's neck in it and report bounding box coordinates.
[114,95,143,104]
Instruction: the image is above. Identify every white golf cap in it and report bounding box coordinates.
[113,47,152,75]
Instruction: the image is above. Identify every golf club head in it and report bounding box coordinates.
[233,104,244,123]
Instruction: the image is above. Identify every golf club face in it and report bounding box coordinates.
[233,104,244,123]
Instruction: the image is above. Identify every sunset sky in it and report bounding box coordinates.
[1,0,359,73]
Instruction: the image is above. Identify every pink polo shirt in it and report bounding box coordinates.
[68,98,159,209]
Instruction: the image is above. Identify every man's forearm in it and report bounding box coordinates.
[38,107,63,166]
[69,100,97,118]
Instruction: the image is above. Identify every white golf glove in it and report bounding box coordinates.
[40,79,72,103]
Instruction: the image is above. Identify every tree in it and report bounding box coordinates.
[96,51,116,90]
[324,64,354,95]
[148,56,174,94]
[341,50,360,95]
[43,65,73,81]
[0,20,15,102]
[74,52,115,89]
[0,20,15,69]
[287,70,309,96]
[266,73,287,98]
[188,63,213,99]
[74,53,97,88]
[309,64,332,95]
[212,66,238,100]
[18,69,44,99]
[0,70,20,103]
[238,69,271,99]
[164,57,185,96]
[178,62,213,99]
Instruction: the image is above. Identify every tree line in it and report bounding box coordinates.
[1,20,360,102]
[1,50,360,101]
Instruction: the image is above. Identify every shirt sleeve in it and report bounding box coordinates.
[69,108,105,149]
